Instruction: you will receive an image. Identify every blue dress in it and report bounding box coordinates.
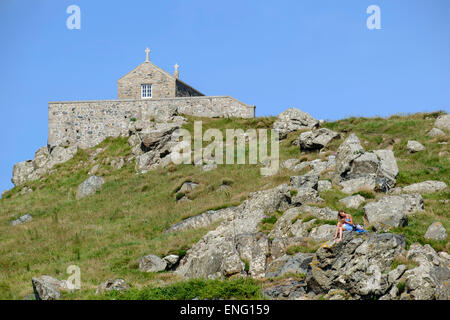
[343,218,353,231]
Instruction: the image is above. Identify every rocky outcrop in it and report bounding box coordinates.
[333,134,365,184]
[298,128,340,151]
[166,207,236,233]
[133,125,181,173]
[407,140,425,153]
[76,175,105,199]
[333,134,399,193]
[308,233,406,298]
[175,184,292,279]
[434,114,450,131]
[12,146,78,186]
[363,194,424,231]
[273,108,319,139]
[96,279,130,295]
[401,243,450,300]
[265,253,314,278]
[424,222,447,241]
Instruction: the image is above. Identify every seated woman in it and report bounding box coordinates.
[334,210,354,242]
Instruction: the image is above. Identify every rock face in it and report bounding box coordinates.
[309,233,406,298]
[12,146,78,186]
[96,279,130,295]
[175,184,292,279]
[333,134,399,193]
[298,128,340,151]
[166,207,236,233]
[273,108,319,139]
[262,278,310,300]
[333,134,365,183]
[133,125,181,173]
[139,254,167,273]
[10,214,32,226]
[424,222,447,241]
[401,243,450,300]
[76,175,105,199]
[393,180,447,195]
[318,180,332,192]
[265,253,314,278]
[407,140,425,153]
[363,194,424,231]
[339,195,365,209]
[427,128,445,137]
[309,225,335,242]
[434,114,450,131]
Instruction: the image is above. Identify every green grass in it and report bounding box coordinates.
[95,278,264,300]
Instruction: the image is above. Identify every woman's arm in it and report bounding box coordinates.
[348,214,353,225]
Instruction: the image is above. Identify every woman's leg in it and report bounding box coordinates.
[337,226,343,242]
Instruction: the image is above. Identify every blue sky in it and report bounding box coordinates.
[0,0,449,194]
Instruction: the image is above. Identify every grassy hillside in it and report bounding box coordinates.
[0,112,448,300]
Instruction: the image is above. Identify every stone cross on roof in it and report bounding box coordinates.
[174,63,179,79]
[145,47,151,62]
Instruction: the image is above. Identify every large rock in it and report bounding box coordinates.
[427,128,445,137]
[373,150,399,189]
[333,134,365,184]
[298,128,340,151]
[407,140,425,153]
[265,253,314,278]
[395,181,447,195]
[273,108,319,139]
[290,174,319,190]
[175,184,292,279]
[134,125,180,173]
[424,222,447,241]
[309,233,406,297]
[31,275,73,300]
[339,195,365,209]
[76,175,105,199]
[434,114,450,131]
[333,134,398,191]
[339,176,376,194]
[96,279,130,295]
[139,254,167,273]
[346,152,379,180]
[363,194,424,231]
[402,243,450,300]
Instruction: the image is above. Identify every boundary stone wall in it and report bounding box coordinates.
[48,96,255,149]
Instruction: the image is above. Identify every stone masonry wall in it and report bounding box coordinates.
[48,96,255,149]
